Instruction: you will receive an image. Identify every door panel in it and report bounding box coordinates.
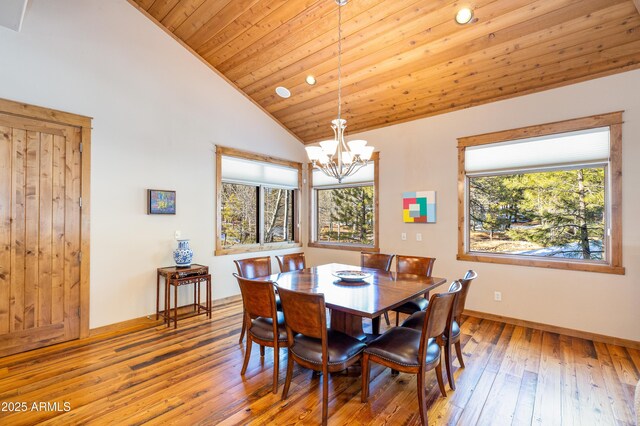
[0,115,82,356]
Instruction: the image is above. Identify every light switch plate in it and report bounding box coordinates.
[175,230,181,239]
[416,233,422,241]
[401,232,407,241]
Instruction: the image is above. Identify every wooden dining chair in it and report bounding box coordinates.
[234,256,277,344]
[361,289,458,426]
[234,274,288,394]
[391,255,436,325]
[402,270,478,390]
[278,287,366,426]
[360,252,394,271]
[275,252,306,273]
[361,252,395,326]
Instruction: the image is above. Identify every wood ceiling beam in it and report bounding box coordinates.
[216,0,380,78]
[207,0,335,70]
[283,8,640,133]
[242,0,471,100]
[132,0,640,143]
[184,0,264,48]
[226,0,447,85]
[192,0,291,57]
[162,0,209,32]
[259,0,616,115]
[296,45,640,141]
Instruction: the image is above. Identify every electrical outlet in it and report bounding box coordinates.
[416,233,422,241]
[175,230,181,239]
[494,291,502,302]
[401,232,407,241]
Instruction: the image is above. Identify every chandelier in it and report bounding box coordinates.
[305,0,374,183]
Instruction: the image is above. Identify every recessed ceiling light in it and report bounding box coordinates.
[305,75,317,85]
[275,86,291,98]
[455,8,473,25]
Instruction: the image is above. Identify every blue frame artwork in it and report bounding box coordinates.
[148,189,176,215]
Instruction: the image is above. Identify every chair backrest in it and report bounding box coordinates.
[277,286,327,341]
[276,253,306,273]
[451,270,477,320]
[418,290,458,359]
[360,252,394,271]
[396,255,436,276]
[234,274,278,320]
[234,256,272,279]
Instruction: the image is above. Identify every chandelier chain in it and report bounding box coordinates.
[337,1,342,121]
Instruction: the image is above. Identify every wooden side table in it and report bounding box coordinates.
[157,264,212,328]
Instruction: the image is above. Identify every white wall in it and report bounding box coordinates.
[0,0,306,328]
[307,69,640,342]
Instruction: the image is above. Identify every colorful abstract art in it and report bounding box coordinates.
[148,189,176,215]
[403,191,436,223]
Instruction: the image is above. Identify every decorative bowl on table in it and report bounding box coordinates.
[332,270,372,283]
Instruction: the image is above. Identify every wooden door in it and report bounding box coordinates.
[0,111,84,356]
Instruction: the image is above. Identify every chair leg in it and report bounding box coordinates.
[272,345,279,394]
[361,354,370,402]
[444,341,455,390]
[395,311,400,327]
[417,368,427,426]
[260,345,265,357]
[454,340,465,368]
[435,360,447,398]
[238,314,246,344]
[241,335,252,375]
[282,350,294,400]
[321,366,329,426]
[383,312,390,326]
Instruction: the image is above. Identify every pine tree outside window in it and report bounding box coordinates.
[457,113,624,275]
[215,147,302,256]
[309,152,379,252]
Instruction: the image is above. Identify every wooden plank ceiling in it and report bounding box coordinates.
[130,0,640,143]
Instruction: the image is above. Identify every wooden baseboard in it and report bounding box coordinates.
[464,309,640,350]
[89,294,243,337]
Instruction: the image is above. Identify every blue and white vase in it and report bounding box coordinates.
[173,239,193,267]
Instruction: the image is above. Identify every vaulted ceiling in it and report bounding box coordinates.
[129,0,640,143]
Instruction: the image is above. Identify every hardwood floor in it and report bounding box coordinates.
[0,300,637,425]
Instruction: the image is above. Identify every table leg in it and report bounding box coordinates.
[193,282,197,312]
[174,282,178,329]
[196,280,200,313]
[372,316,381,335]
[207,276,212,319]
[156,273,160,320]
[165,278,170,327]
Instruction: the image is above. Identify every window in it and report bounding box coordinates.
[309,152,379,251]
[216,147,302,255]
[457,113,624,274]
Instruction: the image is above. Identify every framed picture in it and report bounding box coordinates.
[403,191,436,223]
[148,189,176,215]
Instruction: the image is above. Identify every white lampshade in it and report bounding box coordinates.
[319,139,338,156]
[360,146,374,161]
[347,139,367,155]
[341,151,353,165]
[305,146,323,161]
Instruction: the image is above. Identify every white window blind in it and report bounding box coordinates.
[312,162,374,187]
[465,127,610,174]
[221,156,298,188]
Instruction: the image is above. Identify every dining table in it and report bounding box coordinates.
[260,263,447,340]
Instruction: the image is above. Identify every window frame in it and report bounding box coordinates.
[308,152,380,252]
[215,146,302,256]
[457,112,624,275]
